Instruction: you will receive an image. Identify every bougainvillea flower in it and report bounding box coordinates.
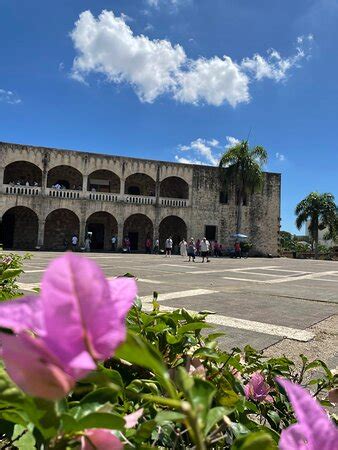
[1,332,75,400]
[81,429,123,450]
[0,253,137,399]
[277,378,338,450]
[244,371,273,402]
[124,408,144,428]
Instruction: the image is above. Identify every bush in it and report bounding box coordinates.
[0,252,31,300]
[0,254,336,449]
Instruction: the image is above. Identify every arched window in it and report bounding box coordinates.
[47,166,83,190]
[87,170,120,193]
[160,177,189,199]
[4,161,42,186]
[125,173,155,196]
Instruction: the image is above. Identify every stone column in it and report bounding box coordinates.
[79,219,86,248]
[37,219,45,248]
[82,174,88,194]
[0,167,4,194]
[41,171,48,195]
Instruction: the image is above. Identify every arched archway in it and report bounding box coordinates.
[159,216,187,251]
[1,207,38,249]
[86,212,118,251]
[160,177,189,199]
[87,170,120,193]
[123,214,153,251]
[4,161,42,186]
[44,209,80,250]
[125,173,155,196]
[47,166,83,190]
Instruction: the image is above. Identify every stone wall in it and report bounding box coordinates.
[0,142,281,255]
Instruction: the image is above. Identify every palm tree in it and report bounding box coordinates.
[295,192,337,259]
[219,140,268,233]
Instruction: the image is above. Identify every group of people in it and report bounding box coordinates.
[177,237,211,262]
[8,180,39,187]
[52,183,82,190]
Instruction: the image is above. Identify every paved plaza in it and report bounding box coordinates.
[14,251,338,368]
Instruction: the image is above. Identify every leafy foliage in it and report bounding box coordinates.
[0,292,336,449]
[0,252,31,300]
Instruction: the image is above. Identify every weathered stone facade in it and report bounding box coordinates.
[0,142,281,254]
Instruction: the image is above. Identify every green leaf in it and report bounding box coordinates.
[205,406,233,435]
[12,425,36,450]
[1,268,22,281]
[115,331,168,381]
[155,411,185,424]
[231,431,278,449]
[80,387,119,406]
[62,412,125,432]
[177,322,211,334]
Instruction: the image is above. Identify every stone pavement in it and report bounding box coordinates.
[13,251,338,369]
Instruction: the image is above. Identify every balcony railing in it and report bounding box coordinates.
[47,188,81,199]
[4,184,41,196]
[160,197,189,207]
[88,192,119,202]
[3,185,189,207]
[124,194,155,205]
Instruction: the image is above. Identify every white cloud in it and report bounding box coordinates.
[241,35,313,82]
[174,56,250,107]
[225,136,240,149]
[0,89,21,105]
[146,0,189,8]
[176,137,240,166]
[275,152,285,162]
[70,10,313,107]
[71,10,186,103]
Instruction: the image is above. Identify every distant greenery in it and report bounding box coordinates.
[295,192,337,259]
[219,140,268,234]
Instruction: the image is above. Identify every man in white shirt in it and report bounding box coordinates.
[200,237,210,263]
[165,236,173,257]
[111,235,117,252]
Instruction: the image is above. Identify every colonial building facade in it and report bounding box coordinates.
[0,142,281,254]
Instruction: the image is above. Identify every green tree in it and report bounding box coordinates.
[295,192,337,259]
[219,140,268,233]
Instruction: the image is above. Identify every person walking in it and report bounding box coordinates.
[165,236,173,257]
[84,235,91,252]
[234,241,241,258]
[145,237,152,254]
[187,238,196,262]
[153,238,159,254]
[196,239,201,256]
[213,240,220,257]
[71,235,78,252]
[200,237,210,263]
[179,238,187,257]
[111,235,117,252]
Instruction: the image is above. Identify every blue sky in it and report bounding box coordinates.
[1,0,337,233]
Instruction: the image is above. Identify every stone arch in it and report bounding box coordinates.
[160,176,189,199]
[44,209,80,250]
[87,170,120,193]
[123,214,153,251]
[1,206,39,249]
[86,212,118,251]
[159,216,187,251]
[4,161,43,186]
[47,165,83,190]
[124,173,155,196]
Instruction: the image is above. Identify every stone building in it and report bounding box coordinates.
[0,142,281,255]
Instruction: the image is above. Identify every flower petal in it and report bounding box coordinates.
[1,333,75,400]
[124,408,144,428]
[81,429,123,450]
[0,296,44,334]
[279,424,308,450]
[41,253,112,369]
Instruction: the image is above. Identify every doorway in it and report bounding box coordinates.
[87,223,105,250]
[128,232,139,251]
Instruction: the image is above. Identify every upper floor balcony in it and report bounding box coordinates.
[1,162,191,207]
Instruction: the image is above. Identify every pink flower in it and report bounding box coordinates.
[0,253,137,399]
[81,429,123,449]
[244,372,273,403]
[124,408,144,428]
[277,378,338,450]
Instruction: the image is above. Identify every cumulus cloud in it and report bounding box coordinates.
[70,10,313,107]
[71,10,186,102]
[0,89,21,105]
[175,136,240,166]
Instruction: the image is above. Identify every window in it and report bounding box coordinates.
[219,191,228,204]
[205,225,216,241]
[128,186,141,195]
